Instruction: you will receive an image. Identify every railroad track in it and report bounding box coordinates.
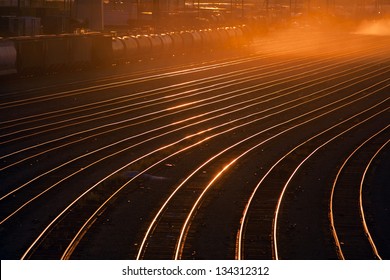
[330,130,389,260]
[0,29,389,260]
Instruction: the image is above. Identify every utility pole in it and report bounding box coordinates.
[153,0,160,22]
[375,0,382,14]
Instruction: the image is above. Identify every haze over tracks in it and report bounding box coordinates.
[0,27,389,260]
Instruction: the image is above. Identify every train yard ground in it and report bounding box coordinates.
[0,24,389,260]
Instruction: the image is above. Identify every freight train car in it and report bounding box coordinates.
[0,25,252,77]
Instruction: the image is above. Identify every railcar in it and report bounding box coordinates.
[0,25,251,77]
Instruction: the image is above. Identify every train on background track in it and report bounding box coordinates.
[0,25,252,77]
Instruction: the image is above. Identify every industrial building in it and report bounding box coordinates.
[0,0,389,36]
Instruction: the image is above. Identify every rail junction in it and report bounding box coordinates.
[0,25,389,260]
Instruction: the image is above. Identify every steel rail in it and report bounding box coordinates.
[1,45,385,176]
[272,112,389,260]
[330,131,389,259]
[3,61,387,227]
[59,79,389,260]
[136,85,390,259]
[359,140,389,259]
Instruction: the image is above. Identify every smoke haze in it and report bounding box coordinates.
[355,18,390,36]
